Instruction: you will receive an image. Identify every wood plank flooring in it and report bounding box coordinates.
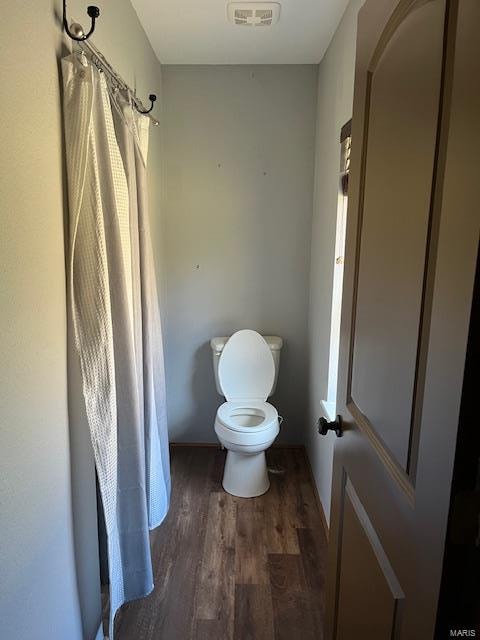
[104,446,327,639]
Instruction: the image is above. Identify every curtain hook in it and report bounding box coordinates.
[63,0,100,41]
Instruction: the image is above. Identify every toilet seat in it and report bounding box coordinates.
[217,400,278,432]
[215,331,280,448]
[215,400,279,447]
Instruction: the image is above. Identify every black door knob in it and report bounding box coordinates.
[318,415,343,438]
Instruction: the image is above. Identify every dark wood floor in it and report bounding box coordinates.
[104,446,328,639]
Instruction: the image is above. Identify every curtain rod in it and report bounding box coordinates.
[76,36,160,127]
[63,1,159,126]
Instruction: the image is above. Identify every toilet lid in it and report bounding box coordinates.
[218,330,275,401]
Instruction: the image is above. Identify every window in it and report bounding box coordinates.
[322,120,351,422]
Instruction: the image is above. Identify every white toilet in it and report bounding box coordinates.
[211,329,283,498]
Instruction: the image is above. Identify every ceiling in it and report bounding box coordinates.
[131,0,350,65]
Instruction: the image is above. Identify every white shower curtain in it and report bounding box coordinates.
[61,51,170,638]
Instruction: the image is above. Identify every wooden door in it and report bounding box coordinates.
[324,1,480,638]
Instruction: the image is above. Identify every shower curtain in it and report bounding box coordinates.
[61,51,170,638]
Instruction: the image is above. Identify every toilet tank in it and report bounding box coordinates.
[210,335,283,397]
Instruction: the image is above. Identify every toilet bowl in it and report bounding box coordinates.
[212,329,282,498]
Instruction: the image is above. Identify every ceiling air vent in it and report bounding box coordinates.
[227,3,281,27]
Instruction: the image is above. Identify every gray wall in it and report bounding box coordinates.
[305,0,363,525]
[161,65,317,444]
[0,2,163,639]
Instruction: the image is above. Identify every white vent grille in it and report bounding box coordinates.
[227,3,281,27]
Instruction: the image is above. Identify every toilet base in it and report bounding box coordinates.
[222,450,270,498]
